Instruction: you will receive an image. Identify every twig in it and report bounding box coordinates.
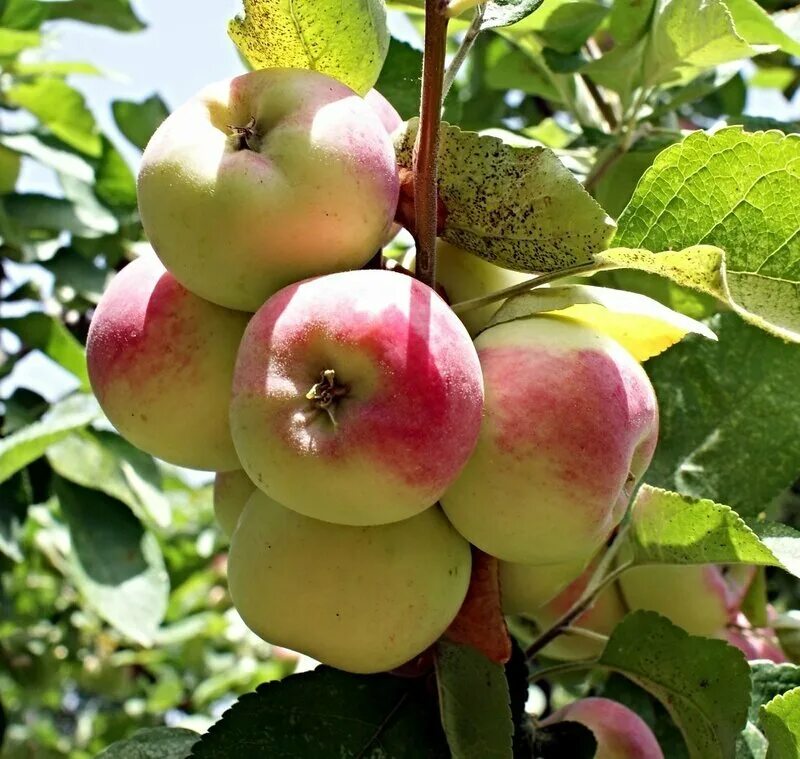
[413,0,449,289]
[580,74,618,132]
[442,4,484,101]
[561,626,609,644]
[450,262,606,315]
[528,660,596,684]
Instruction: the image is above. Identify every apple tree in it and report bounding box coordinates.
[3,0,800,757]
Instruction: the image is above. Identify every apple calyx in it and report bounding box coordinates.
[229,117,260,152]
[306,369,349,426]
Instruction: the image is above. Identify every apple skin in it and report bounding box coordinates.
[525,555,627,661]
[726,612,786,663]
[213,470,256,538]
[500,554,592,615]
[441,316,659,564]
[436,241,530,335]
[86,255,249,471]
[364,88,403,135]
[228,493,471,674]
[618,564,755,637]
[138,68,400,312]
[541,698,664,759]
[230,269,484,526]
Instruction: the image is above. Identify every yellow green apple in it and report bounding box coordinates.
[213,469,256,538]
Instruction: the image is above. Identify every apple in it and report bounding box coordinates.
[229,269,484,526]
[138,68,400,312]
[441,316,659,564]
[524,555,627,661]
[436,240,530,335]
[541,698,664,759]
[726,612,787,662]
[618,564,756,637]
[228,493,471,674]
[500,553,592,615]
[213,469,256,538]
[86,255,249,471]
[364,88,403,135]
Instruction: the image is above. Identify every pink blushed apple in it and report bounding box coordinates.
[441,316,659,564]
[138,68,400,312]
[86,255,249,471]
[541,698,664,759]
[229,269,484,526]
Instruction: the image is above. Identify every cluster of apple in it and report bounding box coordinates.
[85,65,770,678]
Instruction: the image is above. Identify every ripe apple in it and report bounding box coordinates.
[436,241,530,335]
[229,269,484,526]
[619,564,756,637]
[541,698,664,759]
[86,255,249,471]
[364,88,403,135]
[725,612,786,662]
[500,553,592,615]
[138,68,400,312]
[213,469,256,538]
[228,493,471,674]
[441,316,659,564]
[524,555,627,661]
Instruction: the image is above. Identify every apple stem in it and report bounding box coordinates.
[413,0,449,290]
[442,4,484,101]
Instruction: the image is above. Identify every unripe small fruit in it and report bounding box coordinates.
[230,269,484,526]
[138,68,399,311]
[228,494,471,674]
[541,697,664,759]
[213,470,256,538]
[86,255,249,471]
[441,316,659,564]
[500,554,592,615]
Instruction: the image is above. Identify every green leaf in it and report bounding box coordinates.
[738,722,768,759]
[481,0,546,30]
[0,133,95,183]
[189,668,450,758]
[484,37,560,100]
[746,522,800,581]
[43,246,109,304]
[506,0,609,53]
[643,313,800,519]
[726,0,800,56]
[609,0,656,45]
[46,0,145,32]
[375,38,421,121]
[611,128,800,342]
[435,640,513,759]
[0,471,31,562]
[485,284,716,361]
[0,27,40,55]
[6,78,101,156]
[97,728,199,759]
[229,0,389,96]
[0,313,88,387]
[1,0,47,30]
[643,0,760,87]
[749,662,800,724]
[112,95,169,152]
[12,60,103,76]
[94,138,137,210]
[394,119,615,273]
[3,193,117,237]
[598,611,751,759]
[0,393,100,484]
[624,486,792,574]
[55,478,169,646]
[47,429,170,529]
[760,688,800,758]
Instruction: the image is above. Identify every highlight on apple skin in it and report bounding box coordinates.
[435,240,530,336]
[229,268,485,527]
[86,254,249,472]
[227,493,471,674]
[213,469,256,538]
[364,87,403,136]
[441,316,659,565]
[618,564,756,638]
[541,697,664,759]
[138,68,400,312]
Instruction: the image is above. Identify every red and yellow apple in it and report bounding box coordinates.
[441,316,659,564]
[500,553,592,615]
[229,269,484,526]
[138,68,400,312]
[541,698,664,759]
[228,493,471,674]
[86,255,249,471]
[213,469,256,538]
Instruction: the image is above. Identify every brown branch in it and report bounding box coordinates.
[581,74,618,132]
[413,0,449,289]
